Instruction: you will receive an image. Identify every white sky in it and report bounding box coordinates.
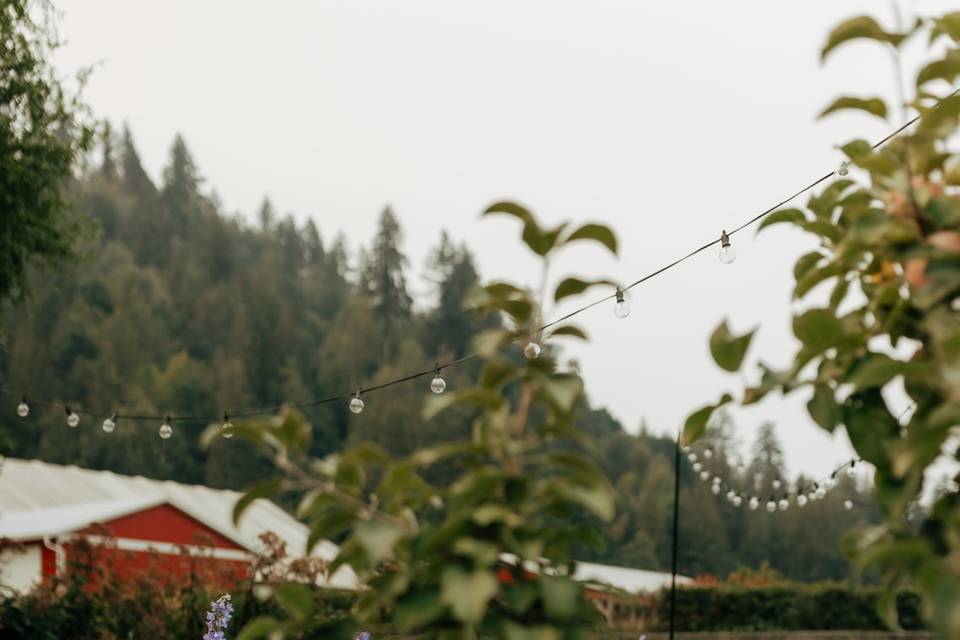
[54,0,959,484]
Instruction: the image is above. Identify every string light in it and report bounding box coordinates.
[836,161,850,177]
[846,461,856,478]
[692,462,702,473]
[65,407,79,428]
[711,484,721,495]
[766,499,776,513]
[732,495,742,507]
[523,342,541,359]
[703,448,713,459]
[102,412,117,434]
[430,365,446,395]
[772,479,782,490]
[749,497,760,511]
[159,415,173,439]
[349,391,365,414]
[699,470,710,481]
[797,494,808,507]
[688,452,698,463]
[844,500,854,511]
[719,230,736,264]
[221,413,234,439]
[778,498,789,511]
[0,92,943,439]
[613,288,631,319]
[17,396,29,417]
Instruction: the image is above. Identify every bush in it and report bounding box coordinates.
[652,584,923,632]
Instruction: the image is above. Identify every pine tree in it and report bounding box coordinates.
[120,124,155,196]
[161,134,201,223]
[361,206,412,361]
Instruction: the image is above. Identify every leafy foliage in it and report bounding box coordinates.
[684,10,960,636]
[0,0,95,302]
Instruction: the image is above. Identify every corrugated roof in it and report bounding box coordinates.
[0,458,357,589]
[0,496,164,541]
[573,560,691,593]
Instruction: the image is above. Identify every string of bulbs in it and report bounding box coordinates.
[684,444,862,513]
[2,93,948,441]
[683,404,915,513]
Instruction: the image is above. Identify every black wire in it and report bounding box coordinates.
[2,88,954,426]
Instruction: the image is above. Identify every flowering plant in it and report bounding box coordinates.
[203,594,234,640]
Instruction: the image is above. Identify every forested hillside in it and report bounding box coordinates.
[0,126,875,581]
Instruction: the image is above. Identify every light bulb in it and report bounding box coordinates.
[711,484,721,495]
[846,463,856,478]
[159,416,173,439]
[65,407,79,428]
[221,414,234,439]
[688,452,698,463]
[733,495,743,507]
[613,289,631,319]
[796,494,808,507]
[692,462,702,473]
[749,496,759,510]
[816,486,826,499]
[836,161,849,177]
[778,499,789,511]
[808,491,818,502]
[102,413,117,434]
[430,374,446,395]
[524,342,541,359]
[349,395,365,414]
[726,490,736,501]
[699,470,710,481]
[719,230,736,264]
[16,397,29,418]
[712,476,721,485]
[703,448,713,459]
[844,500,853,511]
[772,479,782,490]
[766,500,776,513]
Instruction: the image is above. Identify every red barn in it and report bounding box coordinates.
[0,458,357,593]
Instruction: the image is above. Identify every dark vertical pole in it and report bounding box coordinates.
[669,432,681,640]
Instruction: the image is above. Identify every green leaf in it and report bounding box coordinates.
[273,583,315,621]
[709,320,755,372]
[236,616,279,640]
[757,208,807,232]
[441,567,499,625]
[794,251,824,282]
[931,12,960,43]
[795,262,843,299]
[821,16,906,61]
[846,353,924,390]
[681,394,732,446]
[553,277,614,302]
[354,521,404,565]
[547,324,588,340]
[917,50,960,87]
[234,479,282,526]
[483,201,534,225]
[540,373,583,414]
[818,96,888,119]
[793,308,845,352]
[840,139,874,162]
[843,390,899,470]
[563,223,618,255]
[539,576,580,620]
[807,384,842,432]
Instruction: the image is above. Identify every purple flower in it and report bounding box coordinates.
[203,594,234,640]
[355,632,372,640]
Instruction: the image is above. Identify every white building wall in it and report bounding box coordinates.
[0,543,42,593]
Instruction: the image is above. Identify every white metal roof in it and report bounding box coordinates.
[0,458,357,589]
[573,561,691,594]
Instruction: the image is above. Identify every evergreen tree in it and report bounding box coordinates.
[361,206,412,361]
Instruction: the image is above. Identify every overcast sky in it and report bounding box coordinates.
[54,1,958,485]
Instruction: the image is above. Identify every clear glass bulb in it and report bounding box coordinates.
[523,342,541,359]
[692,462,702,473]
[66,411,80,428]
[772,479,782,490]
[159,421,173,439]
[816,487,826,499]
[703,448,713,459]
[749,497,760,510]
[102,416,116,433]
[712,476,721,485]
[726,490,736,501]
[778,499,789,511]
[733,495,743,507]
[766,500,776,513]
[844,499,853,511]
[846,464,856,478]
[349,396,365,414]
[614,299,631,319]
[836,161,849,177]
[430,375,446,394]
[17,401,29,418]
[711,484,721,495]
[796,494,808,507]
[687,452,698,463]
[699,470,710,481]
[221,420,234,439]
[719,245,736,264]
